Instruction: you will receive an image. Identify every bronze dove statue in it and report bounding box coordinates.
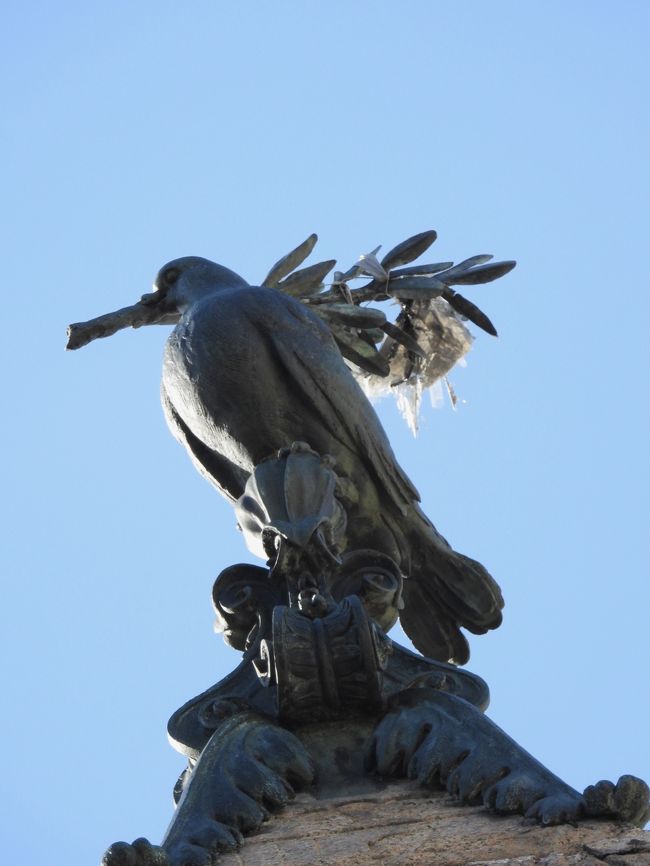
[124,253,503,664]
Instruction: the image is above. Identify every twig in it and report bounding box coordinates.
[66,303,180,351]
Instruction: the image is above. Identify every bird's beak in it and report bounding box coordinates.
[141,274,170,304]
[140,288,163,306]
[139,285,178,319]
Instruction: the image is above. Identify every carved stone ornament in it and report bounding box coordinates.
[66,231,650,866]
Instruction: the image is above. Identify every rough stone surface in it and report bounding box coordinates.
[217,781,650,866]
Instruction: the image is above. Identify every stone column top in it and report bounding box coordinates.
[217,782,650,866]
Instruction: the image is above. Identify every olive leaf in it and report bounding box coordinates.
[388,276,447,300]
[339,264,364,282]
[380,230,437,271]
[330,326,391,377]
[444,291,498,336]
[358,248,388,282]
[439,260,516,286]
[262,234,318,287]
[364,328,386,344]
[278,260,336,297]
[315,303,386,329]
[389,262,454,278]
[381,321,426,358]
[450,254,494,271]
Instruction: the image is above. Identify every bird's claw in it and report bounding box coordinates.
[583,775,650,826]
[164,820,243,866]
[523,792,583,825]
[368,689,587,824]
[102,837,169,866]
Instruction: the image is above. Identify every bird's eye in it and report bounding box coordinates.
[163,267,180,286]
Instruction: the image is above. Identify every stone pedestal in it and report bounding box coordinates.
[218,782,650,866]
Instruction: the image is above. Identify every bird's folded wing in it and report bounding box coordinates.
[258,296,421,516]
[161,384,248,503]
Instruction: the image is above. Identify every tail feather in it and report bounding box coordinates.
[433,549,504,631]
[400,518,504,664]
[399,581,471,665]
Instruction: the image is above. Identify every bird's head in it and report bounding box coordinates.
[65,256,251,350]
[141,256,249,316]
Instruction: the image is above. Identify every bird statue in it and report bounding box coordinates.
[68,231,515,664]
[68,238,650,866]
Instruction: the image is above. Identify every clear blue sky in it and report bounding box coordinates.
[2,3,648,864]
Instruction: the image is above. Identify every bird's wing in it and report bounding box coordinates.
[161,383,249,503]
[161,286,418,516]
[254,291,421,516]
